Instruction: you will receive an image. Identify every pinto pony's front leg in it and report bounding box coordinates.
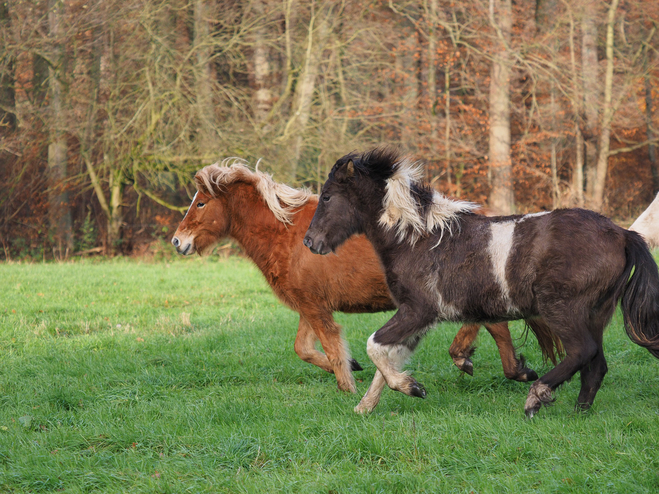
[355,370,387,413]
[356,305,435,412]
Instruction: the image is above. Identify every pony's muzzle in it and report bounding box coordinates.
[171,236,193,255]
[303,235,330,255]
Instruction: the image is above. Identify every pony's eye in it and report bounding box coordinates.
[322,195,330,203]
[197,202,205,208]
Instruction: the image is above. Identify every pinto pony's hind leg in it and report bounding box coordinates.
[576,347,608,411]
[525,312,599,418]
[485,322,538,382]
[449,324,479,376]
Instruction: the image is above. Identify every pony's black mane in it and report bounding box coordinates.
[330,147,401,183]
[330,147,452,223]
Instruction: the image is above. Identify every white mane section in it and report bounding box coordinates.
[630,192,659,249]
[195,158,312,225]
[378,156,477,244]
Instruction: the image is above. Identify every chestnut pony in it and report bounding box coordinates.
[172,159,560,393]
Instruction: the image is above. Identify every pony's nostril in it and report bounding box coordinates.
[172,237,180,248]
[303,236,313,249]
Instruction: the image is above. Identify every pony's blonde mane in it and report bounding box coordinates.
[378,156,477,244]
[195,158,312,224]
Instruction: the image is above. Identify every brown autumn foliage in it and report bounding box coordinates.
[0,0,657,260]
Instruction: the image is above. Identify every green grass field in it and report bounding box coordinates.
[1,256,658,493]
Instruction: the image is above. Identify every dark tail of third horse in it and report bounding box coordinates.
[621,231,659,359]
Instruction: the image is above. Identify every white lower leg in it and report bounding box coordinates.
[355,370,386,414]
[366,333,415,393]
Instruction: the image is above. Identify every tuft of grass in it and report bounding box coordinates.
[0,256,658,493]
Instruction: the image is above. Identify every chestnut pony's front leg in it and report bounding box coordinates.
[297,312,358,393]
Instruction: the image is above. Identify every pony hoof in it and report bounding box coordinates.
[350,359,364,372]
[524,382,553,417]
[515,369,538,382]
[524,369,539,381]
[409,381,426,399]
[452,357,474,376]
[354,404,373,414]
[516,355,538,382]
[575,402,592,413]
[337,382,357,394]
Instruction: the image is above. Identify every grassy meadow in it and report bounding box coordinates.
[0,256,658,493]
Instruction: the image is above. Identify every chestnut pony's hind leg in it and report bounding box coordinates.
[449,323,479,376]
[450,322,538,381]
[298,313,358,393]
[294,317,333,373]
[484,322,538,382]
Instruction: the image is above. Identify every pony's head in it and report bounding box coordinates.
[304,147,476,254]
[171,179,231,256]
[172,159,312,256]
[303,148,399,255]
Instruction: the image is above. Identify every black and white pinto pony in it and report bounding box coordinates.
[303,148,659,417]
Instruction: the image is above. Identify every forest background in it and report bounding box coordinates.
[0,0,658,259]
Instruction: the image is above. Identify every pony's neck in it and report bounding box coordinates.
[363,217,400,253]
[356,188,398,251]
[226,182,291,268]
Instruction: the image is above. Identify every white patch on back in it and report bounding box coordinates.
[488,221,517,312]
[517,211,550,223]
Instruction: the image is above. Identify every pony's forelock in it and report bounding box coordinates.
[194,158,312,224]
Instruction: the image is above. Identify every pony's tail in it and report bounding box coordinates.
[620,231,659,358]
[526,319,565,365]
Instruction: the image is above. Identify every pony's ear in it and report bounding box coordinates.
[334,159,355,182]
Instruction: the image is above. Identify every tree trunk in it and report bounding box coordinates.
[591,0,621,211]
[396,22,420,152]
[426,0,438,159]
[488,0,514,214]
[537,0,561,207]
[193,0,215,156]
[252,0,273,122]
[581,2,599,204]
[82,5,125,256]
[47,0,73,258]
[573,125,585,206]
[567,6,584,206]
[289,6,329,182]
[107,168,124,252]
[0,2,16,132]
[645,61,659,194]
